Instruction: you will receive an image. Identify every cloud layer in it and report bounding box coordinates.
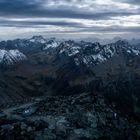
[0,0,140,39]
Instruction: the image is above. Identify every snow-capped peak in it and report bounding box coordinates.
[43,38,61,50]
[59,41,81,56]
[29,36,46,44]
[0,49,27,65]
[57,40,139,67]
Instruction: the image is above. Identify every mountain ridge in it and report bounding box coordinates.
[0,36,139,121]
[0,36,139,67]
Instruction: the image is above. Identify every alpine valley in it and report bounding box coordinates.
[0,36,140,140]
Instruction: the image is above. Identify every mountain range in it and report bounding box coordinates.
[0,36,140,120]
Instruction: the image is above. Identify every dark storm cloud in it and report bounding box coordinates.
[0,0,138,19]
[0,0,43,17]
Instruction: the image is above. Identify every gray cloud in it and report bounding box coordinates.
[80,26,140,33]
[0,19,84,28]
[41,26,140,33]
[0,0,139,39]
[1,18,140,35]
[113,0,140,5]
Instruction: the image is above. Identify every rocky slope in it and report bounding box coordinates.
[0,92,140,140]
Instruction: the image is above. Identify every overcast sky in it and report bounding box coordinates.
[0,0,140,39]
